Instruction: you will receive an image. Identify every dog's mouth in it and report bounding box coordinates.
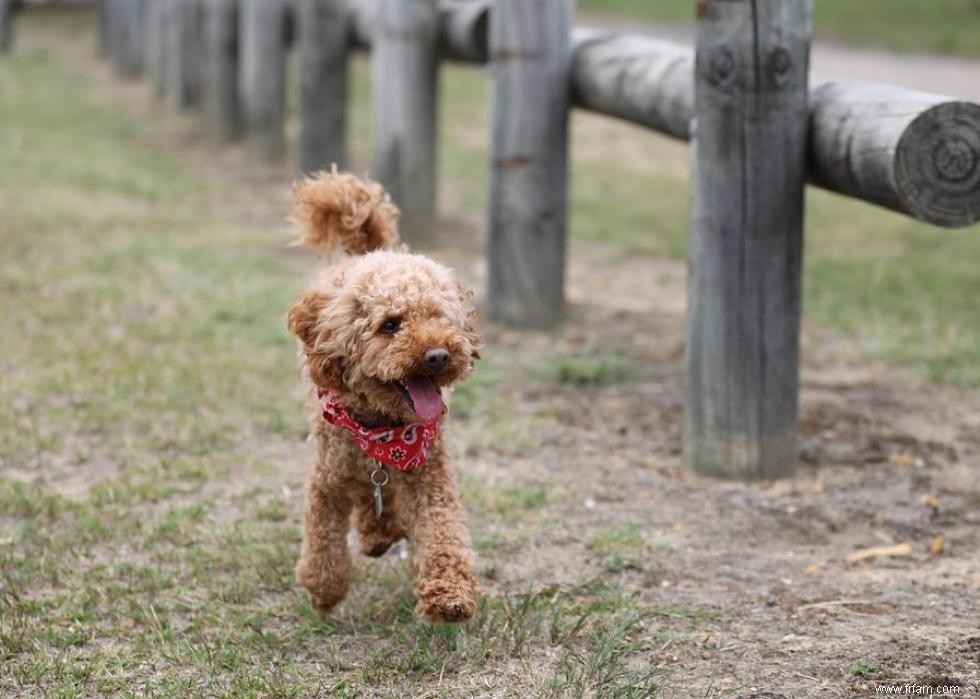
[392,376,444,422]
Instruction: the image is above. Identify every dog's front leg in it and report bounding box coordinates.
[399,467,480,623]
[295,480,353,616]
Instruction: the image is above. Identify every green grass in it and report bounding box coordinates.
[586,523,647,573]
[579,0,980,58]
[851,659,880,680]
[550,352,636,386]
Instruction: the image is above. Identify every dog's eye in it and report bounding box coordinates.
[380,318,401,335]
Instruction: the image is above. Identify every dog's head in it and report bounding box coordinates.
[288,252,481,422]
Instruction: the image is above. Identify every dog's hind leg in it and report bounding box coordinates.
[295,480,353,617]
[353,492,406,557]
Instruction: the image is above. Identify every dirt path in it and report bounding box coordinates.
[580,16,980,101]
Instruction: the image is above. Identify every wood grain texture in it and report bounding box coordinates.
[297,0,348,174]
[684,0,812,480]
[809,80,980,229]
[239,0,288,161]
[571,28,693,141]
[202,0,241,142]
[371,0,438,245]
[487,0,572,328]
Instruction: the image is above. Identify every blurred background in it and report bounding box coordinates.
[1,1,979,697]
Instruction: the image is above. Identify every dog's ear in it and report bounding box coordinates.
[287,290,329,349]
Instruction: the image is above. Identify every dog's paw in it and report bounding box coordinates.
[416,593,477,624]
[296,556,349,616]
[307,591,341,618]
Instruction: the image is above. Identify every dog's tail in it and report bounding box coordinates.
[292,166,401,256]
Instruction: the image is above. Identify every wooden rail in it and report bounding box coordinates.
[38,0,980,481]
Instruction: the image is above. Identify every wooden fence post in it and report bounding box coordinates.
[0,0,13,54]
[240,0,289,161]
[684,0,812,480]
[145,0,167,97]
[487,0,572,328]
[203,0,241,141]
[164,0,203,110]
[372,0,438,246]
[297,0,349,174]
[125,0,146,78]
[97,0,110,57]
[107,0,126,73]
[108,0,144,78]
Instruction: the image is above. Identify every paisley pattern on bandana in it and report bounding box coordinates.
[317,389,440,471]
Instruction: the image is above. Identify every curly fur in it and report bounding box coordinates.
[292,166,402,256]
[288,169,482,623]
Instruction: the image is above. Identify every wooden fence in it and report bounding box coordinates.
[6,0,980,481]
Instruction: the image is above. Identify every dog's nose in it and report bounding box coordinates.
[423,347,450,372]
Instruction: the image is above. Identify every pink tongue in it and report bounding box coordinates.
[405,376,444,421]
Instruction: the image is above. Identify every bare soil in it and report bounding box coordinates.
[485,246,980,697]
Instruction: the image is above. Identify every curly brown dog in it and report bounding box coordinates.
[286,169,482,623]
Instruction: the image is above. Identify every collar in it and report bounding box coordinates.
[317,388,441,471]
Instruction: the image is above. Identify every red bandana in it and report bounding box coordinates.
[317,389,441,471]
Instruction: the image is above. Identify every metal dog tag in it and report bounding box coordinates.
[370,465,389,519]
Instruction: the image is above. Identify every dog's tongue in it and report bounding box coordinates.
[406,376,444,421]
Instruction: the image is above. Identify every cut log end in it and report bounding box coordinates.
[896,101,980,229]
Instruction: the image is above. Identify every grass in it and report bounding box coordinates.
[851,659,880,680]
[586,523,647,574]
[578,0,980,58]
[550,352,636,386]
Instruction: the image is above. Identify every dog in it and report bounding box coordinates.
[286,169,482,623]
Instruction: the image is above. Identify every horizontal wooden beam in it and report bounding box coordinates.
[347,0,980,229]
[571,29,692,141]
[572,30,980,229]
[350,0,487,63]
[808,80,980,229]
